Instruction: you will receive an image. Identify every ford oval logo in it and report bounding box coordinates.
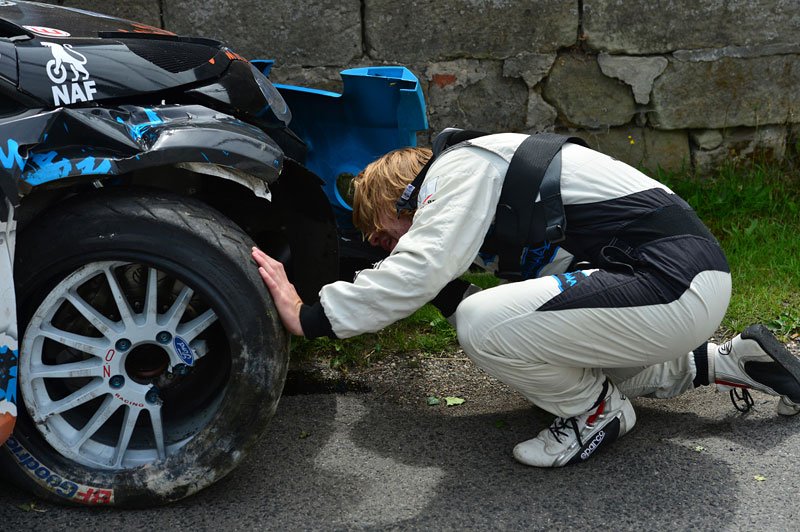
[173,336,194,366]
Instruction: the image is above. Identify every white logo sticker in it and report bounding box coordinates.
[24,25,70,37]
[718,340,733,356]
[42,42,97,106]
[418,176,439,208]
[580,429,606,460]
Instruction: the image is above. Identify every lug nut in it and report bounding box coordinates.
[115,338,132,351]
[173,363,189,377]
[145,387,160,404]
[109,375,125,389]
[156,331,172,344]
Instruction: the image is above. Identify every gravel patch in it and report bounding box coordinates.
[286,335,800,416]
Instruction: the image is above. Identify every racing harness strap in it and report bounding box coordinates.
[395,128,486,214]
[397,128,587,278]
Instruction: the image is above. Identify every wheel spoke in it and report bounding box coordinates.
[161,284,194,329]
[142,267,159,325]
[36,379,106,421]
[72,395,120,448]
[28,359,104,379]
[65,290,121,338]
[103,265,136,327]
[191,339,209,359]
[149,406,167,461]
[177,308,218,344]
[37,325,110,358]
[112,406,140,468]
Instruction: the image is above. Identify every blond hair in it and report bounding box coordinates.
[352,146,432,238]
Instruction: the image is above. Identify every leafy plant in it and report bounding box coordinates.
[767,312,800,340]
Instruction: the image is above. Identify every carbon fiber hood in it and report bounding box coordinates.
[0,1,176,38]
[1,1,237,107]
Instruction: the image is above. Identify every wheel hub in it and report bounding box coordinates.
[125,343,170,382]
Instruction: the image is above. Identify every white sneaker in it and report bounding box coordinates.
[513,380,636,467]
[777,396,800,416]
[711,324,800,415]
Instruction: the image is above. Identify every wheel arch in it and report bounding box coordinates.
[19,159,338,303]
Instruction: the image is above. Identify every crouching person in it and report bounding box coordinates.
[252,131,800,467]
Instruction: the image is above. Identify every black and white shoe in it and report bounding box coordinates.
[712,324,800,415]
[513,380,636,467]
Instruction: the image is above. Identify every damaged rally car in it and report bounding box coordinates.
[0,1,427,506]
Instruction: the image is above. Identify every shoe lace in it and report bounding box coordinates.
[549,416,582,446]
[730,388,754,413]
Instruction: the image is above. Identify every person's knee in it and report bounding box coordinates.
[455,292,486,354]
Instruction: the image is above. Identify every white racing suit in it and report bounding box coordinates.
[300,134,731,418]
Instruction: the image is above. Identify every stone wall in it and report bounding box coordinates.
[46,0,800,172]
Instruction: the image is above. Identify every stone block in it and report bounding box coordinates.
[692,126,788,174]
[597,53,667,104]
[584,0,800,54]
[503,53,557,87]
[542,53,636,129]
[523,92,558,133]
[690,130,724,151]
[60,1,161,27]
[423,60,527,133]
[364,0,577,63]
[163,0,362,65]
[790,124,800,154]
[651,56,800,129]
[576,127,690,172]
[503,53,558,132]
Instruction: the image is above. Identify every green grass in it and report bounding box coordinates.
[290,304,458,369]
[293,158,800,368]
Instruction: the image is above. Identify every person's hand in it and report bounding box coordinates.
[251,247,304,336]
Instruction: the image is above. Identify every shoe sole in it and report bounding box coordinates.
[741,324,800,395]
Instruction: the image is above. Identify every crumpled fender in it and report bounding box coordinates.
[0,104,290,445]
[0,110,59,204]
[1,104,283,195]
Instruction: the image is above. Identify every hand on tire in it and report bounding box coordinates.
[252,247,304,336]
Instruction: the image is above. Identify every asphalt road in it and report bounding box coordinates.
[1,382,799,530]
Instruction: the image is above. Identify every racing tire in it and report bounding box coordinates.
[0,188,288,507]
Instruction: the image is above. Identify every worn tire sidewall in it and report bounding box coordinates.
[2,189,289,507]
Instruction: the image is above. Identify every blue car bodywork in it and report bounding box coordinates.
[262,62,428,230]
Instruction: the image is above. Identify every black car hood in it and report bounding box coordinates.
[0,1,176,38]
[1,1,241,107]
